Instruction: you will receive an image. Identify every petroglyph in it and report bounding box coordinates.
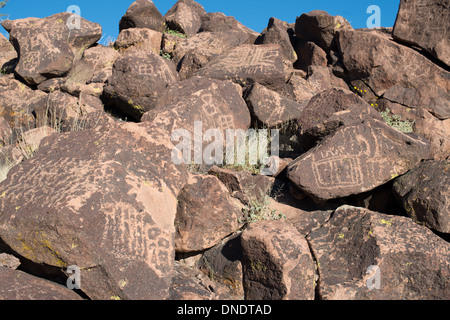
[288,119,430,199]
[214,45,280,73]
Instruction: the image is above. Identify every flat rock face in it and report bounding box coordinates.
[0,122,189,300]
[199,12,259,42]
[241,220,316,300]
[393,0,450,67]
[0,267,83,300]
[245,83,306,128]
[103,51,179,121]
[175,175,243,252]
[2,13,102,85]
[337,30,450,120]
[169,31,250,79]
[195,44,286,88]
[142,76,251,137]
[287,119,430,200]
[308,206,450,300]
[297,88,383,148]
[119,0,165,32]
[114,28,162,55]
[261,17,297,63]
[165,0,206,37]
[393,160,450,234]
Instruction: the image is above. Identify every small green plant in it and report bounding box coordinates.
[165,27,187,38]
[241,189,286,224]
[380,108,415,133]
[160,50,172,60]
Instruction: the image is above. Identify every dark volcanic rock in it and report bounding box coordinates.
[337,29,450,120]
[195,44,286,89]
[297,88,384,149]
[0,122,189,300]
[308,206,450,300]
[393,0,450,68]
[245,83,306,128]
[295,10,353,52]
[0,267,83,300]
[241,220,316,300]
[294,40,327,71]
[164,0,206,37]
[119,0,165,33]
[2,13,102,86]
[114,28,162,55]
[393,160,450,234]
[103,51,179,121]
[261,17,297,63]
[287,119,430,201]
[175,174,243,252]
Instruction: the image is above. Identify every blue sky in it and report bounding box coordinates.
[0,0,400,44]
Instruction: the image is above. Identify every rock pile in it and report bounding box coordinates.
[0,0,448,300]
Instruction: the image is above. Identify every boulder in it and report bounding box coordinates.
[199,12,260,43]
[2,13,102,85]
[0,267,83,300]
[260,17,297,63]
[393,0,450,68]
[66,45,120,84]
[241,220,316,300]
[114,28,162,55]
[245,83,306,128]
[195,44,286,89]
[287,119,430,201]
[0,253,20,269]
[103,51,179,121]
[337,30,450,120]
[0,116,11,147]
[198,234,244,298]
[119,0,165,33]
[393,160,450,234]
[294,41,327,71]
[377,99,450,160]
[164,0,206,37]
[308,206,450,300]
[175,174,244,252]
[295,10,353,52]
[0,33,17,72]
[297,88,384,149]
[141,76,251,151]
[170,31,251,79]
[0,122,189,300]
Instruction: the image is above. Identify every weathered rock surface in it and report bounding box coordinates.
[295,10,353,52]
[294,40,327,71]
[165,0,206,37]
[2,13,102,85]
[260,17,297,63]
[114,28,162,55]
[198,234,244,298]
[103,51,179,121]
[0,117,11,147]
[199,12,260,43]
[337,30,450,120]
[169,31,250,79]
[393,0,450,68]
[0,253,20,269]
[377,99,450,160]
[175,174,243,252]
[393,160,450,234]
[308,206,450,300]
[241,220,316,300]
[287,119,430,200]
[297,88,384,148]
[195,44,286,89]
[0,267,83,300]
[245,83,305,128]
[142,76,251,150]
[0,122,189,300]
[0,33,17,72]
[119,0,165,33]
